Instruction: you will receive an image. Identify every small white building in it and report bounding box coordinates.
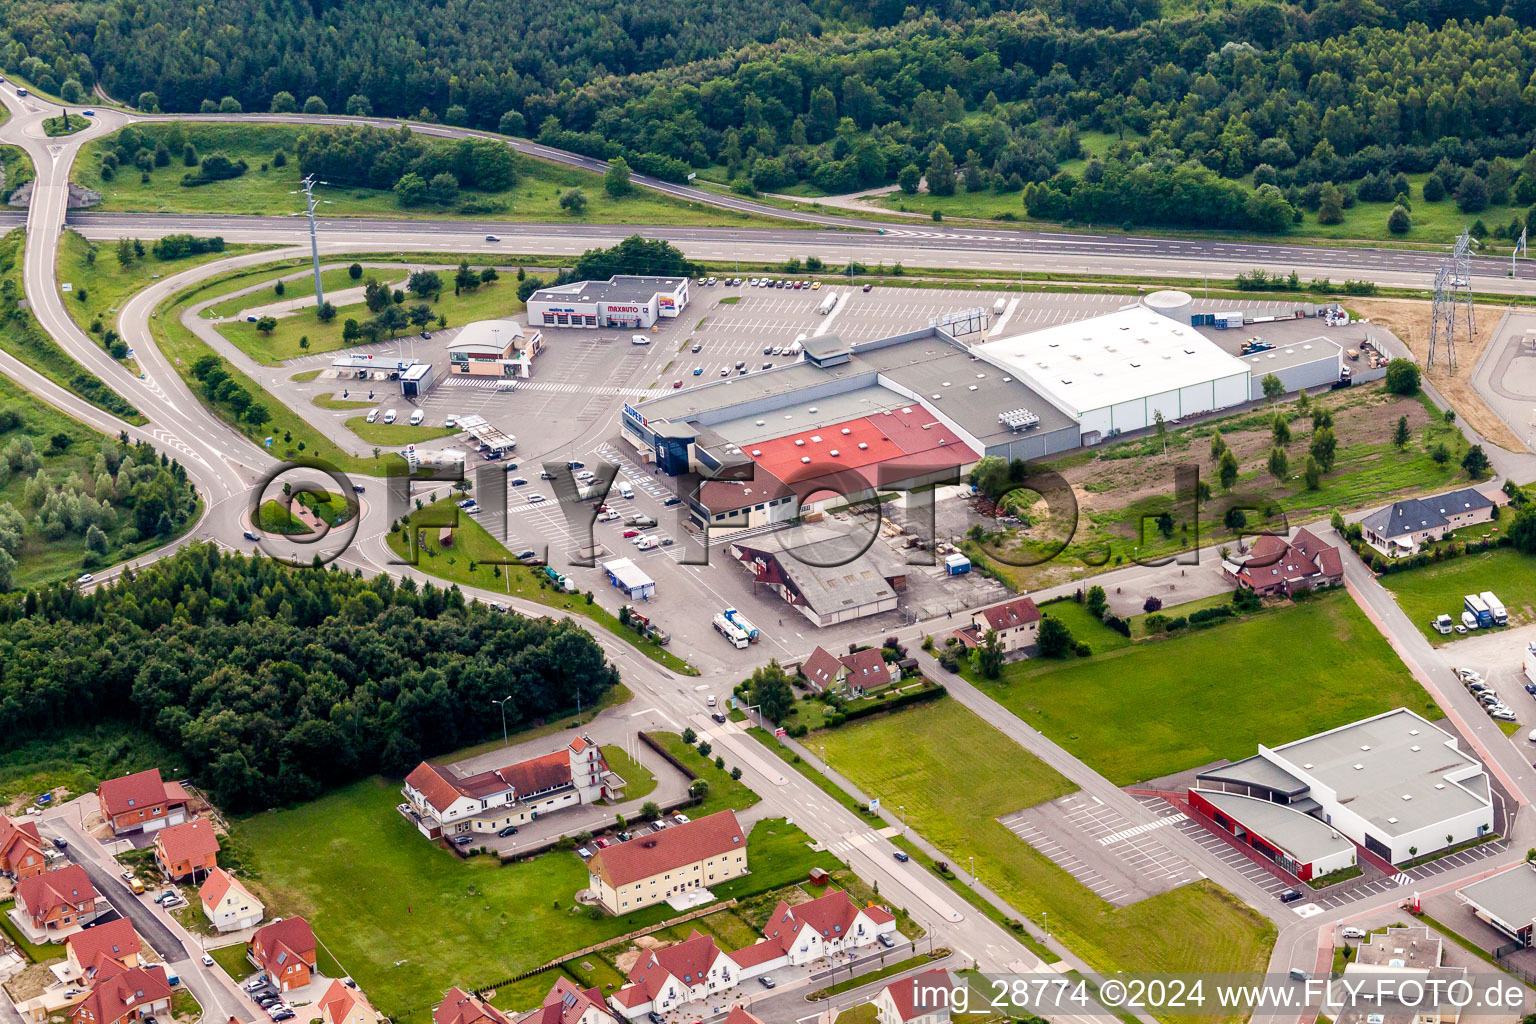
[526,276,690,330]
[448,320,543,379]
[198,867,265,932]
[601,558,655,600]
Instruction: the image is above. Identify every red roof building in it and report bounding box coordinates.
[319,980,379,1024]
[96,770,191,837]
[402,738,609,841]
[16,864,100,933]
[955,596,1041,654]
[0,817,49,879]
[65,918,143,981]
[586,810,746,914]
[1224,527,1344,597]
[532,976,619,1024]
[154,819,220,881]
[611,932,739,1016]
[759,889,896,965]
[69,962,171,1024]
[800,646,897,694]
[434,988,513,1024]
[199,868,264,933]
[875,970,956,1024]
[249,917,318,992]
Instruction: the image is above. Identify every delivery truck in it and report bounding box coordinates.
[1464,593,1494,628]
[1479,590,1508,625]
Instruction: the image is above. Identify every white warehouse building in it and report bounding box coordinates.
[525,276,690,330]
[975,307,1253,438]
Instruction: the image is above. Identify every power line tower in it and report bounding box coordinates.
[290,175,329,307]
[1427,227,1476,375]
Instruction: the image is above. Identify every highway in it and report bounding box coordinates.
[4,78,1536,1024]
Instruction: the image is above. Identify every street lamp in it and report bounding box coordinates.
[491,695,512,745]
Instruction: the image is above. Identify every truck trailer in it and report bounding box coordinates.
[1479,590,1508,625]
[722,607,760,642]
[712,613,749,649]
[1464,594,1494,628]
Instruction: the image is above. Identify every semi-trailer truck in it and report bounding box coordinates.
[712,613,749,649]
[722,607,760,642]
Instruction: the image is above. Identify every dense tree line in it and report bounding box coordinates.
[294,125,518,197]
[516,236,697,301]
[0,544,620,811]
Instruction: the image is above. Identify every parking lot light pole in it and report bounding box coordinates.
[491,695,512,745]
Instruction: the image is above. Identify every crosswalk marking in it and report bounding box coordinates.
[1393,872,1412,885]
[1096,813,1186,846]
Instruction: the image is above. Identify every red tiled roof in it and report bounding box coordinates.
[495,751,572,797]
[156,819,220,866]
[1233,526,1342,589]
[763,889,889,953]
[976,596,1040,632]
[319,979,374,1024]
[744,407,977,484]
[533,976,615,1024]
[199,868,257,910]
[0,817,44,864]
[838,648,890,686]
[721,1009,767,1024]
[17,864,95,921]
[727,939,784,969]
[70,964,170,1024]
[434,988,512,1024]
[882,970,954,1022]
[249,917,316,973]
[622,931,728,1003]
[801,646,844,689]
[404,763,471,814]
[588,810,744,888]
[97,769,183,820]
[66,918,141,970]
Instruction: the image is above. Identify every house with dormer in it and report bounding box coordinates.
[608,932,741,1020]
[15,864,101,937]
[757,889,897,965]
[248,917,318,992]
[0,817,51,880]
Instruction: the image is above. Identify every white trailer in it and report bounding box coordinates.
[817,291,838,315]
[712,612,749,649]
[1525,641,1536,688]
[1479,591,1508,625]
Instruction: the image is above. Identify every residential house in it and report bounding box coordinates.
[874,971,956,1024]
[434,988,513,1024]
[402,737,611,841]
[96,769,191,837]
[531,977,620,1024]
[1223,527,1344,597]
[585,810,747,915]
[15,864,101,936]
[154,819,220,882]
[69,962,171,1024]
[249,917,318,992]
[319,980,379,1024]
[0,817,51,879]
[608,932,741,1020]
[64,918,143,982]
[755,889,897,965]
[199,868,264,933]
[1361,487,1497,557]
[800,647,899,695]
[953,597,1040,654]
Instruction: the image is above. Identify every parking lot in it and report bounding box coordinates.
[999,793,1195,906]
[1141,795,1303,904]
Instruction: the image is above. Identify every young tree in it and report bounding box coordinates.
[1392,415,1410,448]
[1304,454,1322,490]
[604,157,633,197]
[1261,373,1284,404]
[558,188,588,214]
[897,163,921,195]
[1273,414,1291,445]
[1310,426,1338,472]
[1388,204,1412,234]
[255,316,278,334]
[1330,508,1346,534]
[975,629,1004,679]
[1209,430,1227,462]
[1085,585,1107,619]
[925,144,957,196]
[454,261,479,295]
[1462,444,1491,478]
[348,262,364,280]
[1267,446,1289,481]
[1153,410,1168,453]
[1218,449,1240,490]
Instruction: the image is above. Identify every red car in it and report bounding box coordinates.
[673,380,683,388]
[622,529,640,538]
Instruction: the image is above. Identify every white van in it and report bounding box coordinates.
[992,297,1006,315]
[634,535,658,550]
[365,409,379,423]
[409,410,424,426]
[382,409,397,424]
[618,481,635,499]
[631,334,651,345]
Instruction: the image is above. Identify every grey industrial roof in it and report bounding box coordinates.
[1360,487,1495,540]
[1236,337,1344,374]
[1193,790,1354,865]
[632,329,1076,457]
[734,527,898,616]
[803,334,850,360]
[527,275,686,305]
[1269,709,1491,838]
[1195,755,1309,797]
[1350,925,1443,971]
[1459,865,1536,928]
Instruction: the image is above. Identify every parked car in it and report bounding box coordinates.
[1492,708,1517,722]
[758,976,777,989]
[622,529,640,538]
[693,368,703,376]
[510,477,528,486]
[452,836,473,846]
[497,826,519,837]
[1280,890,1303,903]
[673,380,682,388]
[764,346,774,355]
[201,953,215,967]
[863,283,873,292]
[877,933,896,948]
[592,837,612,849]
[893,850,910,862]
[1341,927,1366,940]
[664,496,680,506]
[527,493,545,503]
[673,813,691,824]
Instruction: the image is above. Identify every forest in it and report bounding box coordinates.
[8,2,1536,229]
[0,545,619,811]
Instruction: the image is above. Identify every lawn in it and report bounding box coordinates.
[73,122,779,228]
[218,274,519,364]
[1,144,34,202]
[208,942,253,982]
[816,700,1277,988]
[344,417,457,446]
[600,746,656,802]
[1379,545,1536,643]
[974,590,1441,786]
[236,782,827,1018]
[1034,598,1132,653]
[0,900,62,963]
[648,733,761,816]
[746,726,886,827]
[42,114,88,136]
[387,498,697,675]
[255,499,312,535]
[205,265,389,318]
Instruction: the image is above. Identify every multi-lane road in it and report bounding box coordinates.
[4,77,1536,1024]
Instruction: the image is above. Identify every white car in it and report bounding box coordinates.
[76,573,93,584]
[528,493,546,504]
[382,409,397,424]
[201,953,215,967]
[1341,926,1366,940]
[444,414,459,428]
[365,409,379,423]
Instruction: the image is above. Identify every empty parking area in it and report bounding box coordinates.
[999,793,1195,906]
[1143,796,1298,902]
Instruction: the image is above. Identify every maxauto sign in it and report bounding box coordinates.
[606,304,641,314]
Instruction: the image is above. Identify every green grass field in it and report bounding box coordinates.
[648,733,761,816]
[976,590,1440,786]
[344,417,456,446]
[218,274,519,364]
[236,779,825,1017]
[599,746,656,802]
[206,265,389,318]
[816,699,1276,988]
[1380,546,1536,642]
[1034,598,1133,653]
[73,122,779,227]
